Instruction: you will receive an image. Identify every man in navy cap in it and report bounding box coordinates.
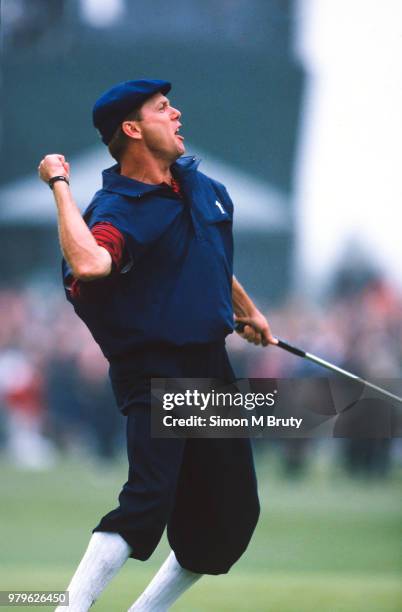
[39,79,277,611]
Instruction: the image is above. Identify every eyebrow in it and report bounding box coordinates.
[157,98,170,107]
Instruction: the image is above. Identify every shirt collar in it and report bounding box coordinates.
[102,156,200,199]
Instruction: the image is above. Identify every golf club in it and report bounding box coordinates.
[234,322,402,405]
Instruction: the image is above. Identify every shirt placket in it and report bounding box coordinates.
[175,175,207,242]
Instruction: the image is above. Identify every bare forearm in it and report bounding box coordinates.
[232,275,258,317]
[232,276,277,346]
[38,154,111,280]
[53,181,111,279]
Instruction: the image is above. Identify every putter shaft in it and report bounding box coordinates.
[235,324,402,405]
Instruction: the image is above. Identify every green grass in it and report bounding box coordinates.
[1,453,401,611]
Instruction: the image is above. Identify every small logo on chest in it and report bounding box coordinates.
[215,200,225,214]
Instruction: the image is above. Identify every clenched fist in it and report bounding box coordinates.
[38,154,70,184]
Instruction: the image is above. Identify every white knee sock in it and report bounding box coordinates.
[128,551,202,611]
[56,532,132,612]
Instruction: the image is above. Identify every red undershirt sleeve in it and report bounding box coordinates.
[69,222,126,299]
[91,222,125,269]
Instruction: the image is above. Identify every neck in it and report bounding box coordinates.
[120,149,176,185]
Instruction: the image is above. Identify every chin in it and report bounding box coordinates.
[171,146,185,161]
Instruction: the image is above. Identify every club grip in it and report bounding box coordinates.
[234,322,247,333]
[276,339,306,358]
[234,323,306,357]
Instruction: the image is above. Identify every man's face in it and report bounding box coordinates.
[136,92,185,161]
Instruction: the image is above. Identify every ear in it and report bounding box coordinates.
[121,120,142,140]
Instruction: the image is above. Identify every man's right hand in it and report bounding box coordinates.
[38,154,70,184]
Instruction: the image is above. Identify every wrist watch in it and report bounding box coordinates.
[48,176,70,190]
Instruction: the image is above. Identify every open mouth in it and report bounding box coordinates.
[175,126,184,141]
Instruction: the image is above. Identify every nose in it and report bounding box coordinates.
[170,106,181,120]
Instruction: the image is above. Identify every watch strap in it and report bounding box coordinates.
[48,175,69,190]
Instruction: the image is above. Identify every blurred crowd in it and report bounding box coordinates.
[0,284,122,468]
[0,278,401,475]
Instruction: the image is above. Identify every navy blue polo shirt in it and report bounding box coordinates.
[62,156,235,359]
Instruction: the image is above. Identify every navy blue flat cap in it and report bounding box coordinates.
[93,79,171,145]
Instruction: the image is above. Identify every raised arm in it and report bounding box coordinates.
[38,154,112,281]
[232,275,277,347]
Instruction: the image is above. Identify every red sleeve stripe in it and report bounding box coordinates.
[67,222,125,300]
[91,222,125,270]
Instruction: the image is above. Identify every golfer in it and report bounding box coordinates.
[38,79,277,612]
